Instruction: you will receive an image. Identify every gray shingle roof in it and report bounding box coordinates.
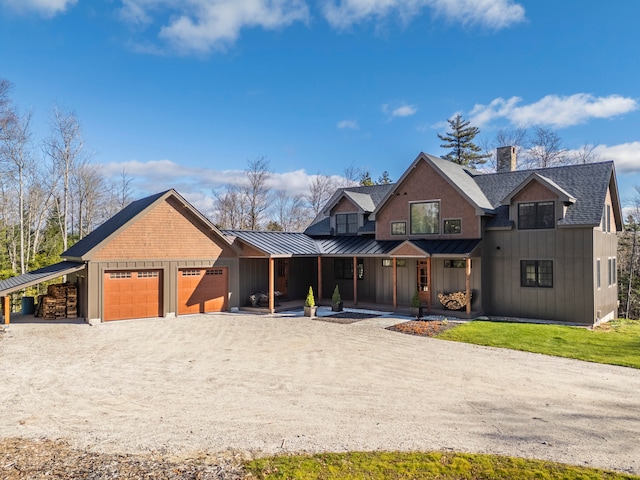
[0,261,85,296]
[306,184,394,236]
[475,161,615,227]
[225,230,320,256]
[63,190,170,259]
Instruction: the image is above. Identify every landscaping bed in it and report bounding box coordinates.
[387,319,461,337]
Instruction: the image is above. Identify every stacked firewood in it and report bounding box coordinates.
[437,291,471,310]
[35,283,78,319]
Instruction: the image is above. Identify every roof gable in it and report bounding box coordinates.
[501,173,576,206]
[63,189,233,260]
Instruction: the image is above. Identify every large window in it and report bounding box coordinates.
[336,213,358,235]
[410,201,440,235]
[521,260,553,288]
[518,201,555,229]
[334,258,354,279]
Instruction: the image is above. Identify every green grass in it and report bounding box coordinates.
[436,319,640,368]
[245,451,639,479]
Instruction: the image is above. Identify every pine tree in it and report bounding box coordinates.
[377,171,392,184]
[437,114,489,167]
[359,171,374,186]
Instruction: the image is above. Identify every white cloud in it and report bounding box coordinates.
[590,142,640,174]
[337,119,359,129]
[120,0,309,54]
[470,94,638,129]
[383,102,417,118]
[1,0,76,16]
[322,0,525,29]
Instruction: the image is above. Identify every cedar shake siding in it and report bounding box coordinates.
[375,160,480,241]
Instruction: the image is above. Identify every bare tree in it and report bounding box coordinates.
[242,157,272,230]
[567,143,601,164]
[306,173,336,217]
[274,190,310,232]
[73,162,107,239]
[523,127,566,169]
[46,106,85,251]
[213,184,246,230]
[0,108,34,274]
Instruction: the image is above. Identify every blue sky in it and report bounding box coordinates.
[1,0,639,216]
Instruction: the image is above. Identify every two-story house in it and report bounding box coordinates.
[0,148,622,325]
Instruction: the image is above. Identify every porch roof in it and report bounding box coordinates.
[224,230,320,256]
[315,236,402,256]
[0,261,86,296]
[410,238,481,257]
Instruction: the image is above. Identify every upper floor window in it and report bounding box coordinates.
[410,201,440,235]
[608,257,617,286]
[336,213,358,235]
[603,204,612,233]
[391,221,406,235]
[444,219,461,234]
[518,201,555,230]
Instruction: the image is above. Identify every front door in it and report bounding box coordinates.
[417,260,430,304]
[277,259,288,297]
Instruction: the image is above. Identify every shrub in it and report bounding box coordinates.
[305,286,315,307]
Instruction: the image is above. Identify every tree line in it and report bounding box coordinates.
[0,79,134,278]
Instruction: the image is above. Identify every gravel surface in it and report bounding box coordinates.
[1,313,639,475]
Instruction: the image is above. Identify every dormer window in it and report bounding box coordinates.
[336,213,358,235]
[518,201,555,230]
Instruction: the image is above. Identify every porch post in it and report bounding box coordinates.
[353,256,358,306]
[268,257,275,314]
[465,257,471,315]
[392,258,397,309]
[3,295,10,325]
[427,257,432,311]
[317,256,323,302]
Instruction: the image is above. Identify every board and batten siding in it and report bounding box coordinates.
[431,258,482,311]
[483,228,595,324]
[593,229,619,322]
[86,258,238,322]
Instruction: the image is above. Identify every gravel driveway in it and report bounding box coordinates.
[1,313,638,474]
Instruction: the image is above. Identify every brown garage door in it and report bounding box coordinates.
[103,270,162,321]
[178,267,228,315]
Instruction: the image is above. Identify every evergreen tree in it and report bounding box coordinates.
[359,171,374,186]
[437,114,489,167]
[377,171,392,184]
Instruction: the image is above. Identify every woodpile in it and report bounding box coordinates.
[35,283,78,319]
[437,291,471,311]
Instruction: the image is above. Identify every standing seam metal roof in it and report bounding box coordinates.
[0,261,85,296]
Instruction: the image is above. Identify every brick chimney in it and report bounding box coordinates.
[497,146,516,173]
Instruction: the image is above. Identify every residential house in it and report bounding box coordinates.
[0,148,622,325]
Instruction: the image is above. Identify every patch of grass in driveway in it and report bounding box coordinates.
[436,319,640,368]
[245,451,639,479]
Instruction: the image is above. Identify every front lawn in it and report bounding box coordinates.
[245,451,639,479]
[436,319,640,368]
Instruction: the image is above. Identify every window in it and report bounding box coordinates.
[520,260,553,288]
[109,271,131,279]
[444,219,461,234]
[608,258,617,286]
[336,213,358,235]
[397,259,406,267]
[391,221,406,235]
[410,201,440,235]
[206,269,224,275]
[334,258,353,279]
[181,269,201,276]
[138,271,159,278]
[444,259,467,268]
[518,201,555,229]
[596,259,601,289]
[357,258,364,280]
[606,204,612,233]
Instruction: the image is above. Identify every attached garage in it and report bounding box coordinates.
[103,270,163,321]
[178,267,228,315]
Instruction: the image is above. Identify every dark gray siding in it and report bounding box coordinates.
[594,230,619,321]
[238,258,269,306]
[431,258,482,311]
[287,258,317,300]
[483,228,595,324]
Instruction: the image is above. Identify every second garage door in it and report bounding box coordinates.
[178,267,228,315]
